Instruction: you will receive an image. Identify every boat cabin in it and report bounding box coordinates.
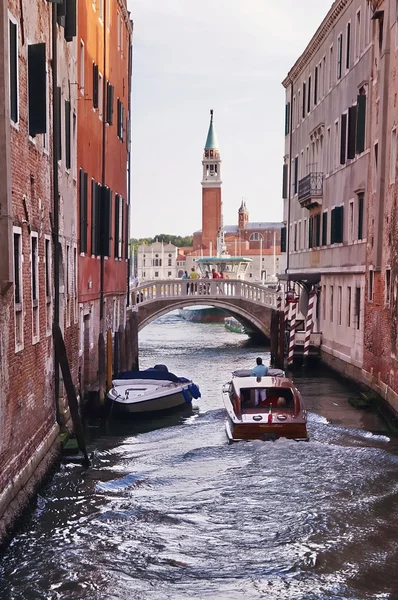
[230,377,301,417]
[196,256,252,279]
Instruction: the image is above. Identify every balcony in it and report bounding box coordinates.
[298,172,323,209]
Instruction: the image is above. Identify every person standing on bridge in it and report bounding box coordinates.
[189,267,199,294]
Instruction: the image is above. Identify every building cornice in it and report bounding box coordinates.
[283,0,358,87]
[117,0,134,36]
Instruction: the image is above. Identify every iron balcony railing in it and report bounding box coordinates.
[298,172,323,203]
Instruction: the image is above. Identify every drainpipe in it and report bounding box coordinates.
[100,1,107,329]
[52,2,61,424]
[126,34,133,307]
[374,5,390,270]
[285,77,294,280]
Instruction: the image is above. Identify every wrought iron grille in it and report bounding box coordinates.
[298,172,323,200]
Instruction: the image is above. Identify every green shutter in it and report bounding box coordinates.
[308,216,313,248]
[28,43,47,136]
[307,77,311,114]
[322,211,328,245]
[331,208,336,244]
[65,0,76,42]
[79,170,88,253]
[285,102,290,136]
[340,113,347,165]
[106,82,114,125]
[358,195,364,240]
[93,63,99,109]
[280,227,286,252]
[114,194,120,257]
[282,164,288,199]
[315,213,321,247]
[314,66,318,105]
[302,83,306,119]
[9,21,18,123]
[356,95,366,154]
[347,105,357,160]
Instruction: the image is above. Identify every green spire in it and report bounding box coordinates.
[204,109,219,150]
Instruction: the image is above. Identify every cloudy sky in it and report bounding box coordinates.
[127,0,332,238]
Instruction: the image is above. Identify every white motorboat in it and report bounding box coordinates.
[107,366,201,414]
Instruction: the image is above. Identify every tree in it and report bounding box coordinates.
[129,234,193,255]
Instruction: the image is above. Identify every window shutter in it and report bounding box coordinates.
[294,156,298,194]
[308,216,313,248]
[347,105,357,160]
[302,82,306,119]
[315,213,321,247]
[114,193,120,257]
[340,113,347,165]
[9,21,18,123]
[307,77,311,114]
[331,208,336,244]
[93,63,99,109]
[106,82,114,124]
[117,99,121,137]
[282,164,288,199]
[91,180,99,255]
[322,212,328,245]
[280,227,287,253]
[65,100,71,169]
[358,194,364,240]
[28,43,47,136]
[56,86,62,160]
[346,23,351,69]
[356,94,366,154]
[79,169,88,253]
[285,102,290,136]
[339,206,344,243]
[65,0,77,42]
[100,186,112,257]
[314,66,318,105]
[124,201,129,260]
[57,0,66,26]
[121,103,125,141]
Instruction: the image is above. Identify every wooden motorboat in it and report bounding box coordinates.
[222,369,308,442]
[107,366,201,414]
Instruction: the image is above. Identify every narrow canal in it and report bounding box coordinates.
[1,313,398,600]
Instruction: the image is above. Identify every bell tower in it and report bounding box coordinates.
[201,109,222,255]
[238,199,249,231]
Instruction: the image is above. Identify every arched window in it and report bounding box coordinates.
[249,232,263,242]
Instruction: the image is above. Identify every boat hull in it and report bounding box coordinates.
[225,416,308,442]
[179,307,228,323]
[110,388,191,414]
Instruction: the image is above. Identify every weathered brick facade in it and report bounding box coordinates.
[363,0,398,411]
[0,0,79,543]
[77,0,133,393]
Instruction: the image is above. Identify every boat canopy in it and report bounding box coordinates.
[196,256,252,278]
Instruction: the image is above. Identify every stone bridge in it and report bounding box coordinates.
[130,279,279,338]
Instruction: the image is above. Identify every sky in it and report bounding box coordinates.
[127,0,333,238]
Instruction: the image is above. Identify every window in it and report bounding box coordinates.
[348,200,354,242]
[347,286,351,327]
[329,45,334,89]
[386,268,391,305]
[106,82,114,124]
[347,105,357,160]
[31,233,39,341]
[331,206,344,244]
[282,163,288,199]
[65,100,71,169]
[322,211,328,245]
[330,285,334,322]
[355,10,361,60]
[9,18,18,123]
[168,259,172,267]
[346,22,351,69]
[294,223,297,251]
[357,193,364,240]
[79,169,88,253]
[356,92,366,154]
[285,102,290,135]
[91,179,101,255]
[80,40,85,95]
[66,244,70,325]
[326,127,331,173]
[373,142,379,184]
[93,62,99,109]
[302,82,306,119]
[355,287,361,329]
[168,272,172,277]
[56,86,62,160]
[322,56,326,97]
[304,219,307,249]
[314,66,318,105]
[249,232,263,242]
[307,76,311,114]
[391,128,397,183]
[322,285,326,321]
[13,228,23,350]
[338,286,342,325]
[98,72,103,119]
[28,43,47,137]
[293,156,298,194]
[298,220,302,249]
[334,120,339,169]
[340,113,347,165]
[45,236,52,334]
[114,194,124,259]
[369,269,374,302]
[337,33,343,79]
[117,99,124,140]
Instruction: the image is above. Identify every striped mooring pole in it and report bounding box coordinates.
[302,288,316,367]
[287,300,298,367]
[276,294,282,312]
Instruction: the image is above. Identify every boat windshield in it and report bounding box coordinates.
[240,387,295,412]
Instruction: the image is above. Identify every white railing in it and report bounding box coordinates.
[131,279,279,309]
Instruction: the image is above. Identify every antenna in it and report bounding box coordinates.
[210,109,213,118]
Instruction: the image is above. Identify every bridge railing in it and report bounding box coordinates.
[131,279,279,309]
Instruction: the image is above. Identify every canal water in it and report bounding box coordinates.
[1,312,398,600]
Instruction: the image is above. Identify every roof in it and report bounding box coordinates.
[223,222,283,233]
[204,110,219,150]
[197,256,253,263]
